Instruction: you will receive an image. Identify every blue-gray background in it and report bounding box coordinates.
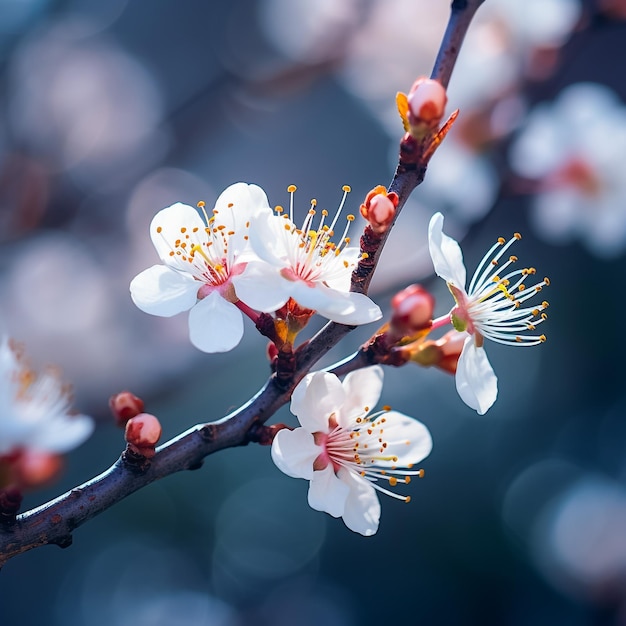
[1,1,626,625]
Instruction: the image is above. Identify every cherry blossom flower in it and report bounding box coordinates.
[130,183,272,353]
[509,83,626,258]
[428,213,549,414]
[271,366,432,536]
[0,337,93,457]
[233,185,382,325]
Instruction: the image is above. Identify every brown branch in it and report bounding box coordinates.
[0,0,483,567]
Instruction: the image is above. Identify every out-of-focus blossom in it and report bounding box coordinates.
[0,336,93,458]
[428,213,549,414]
[510,83,626,258]
[234,186,382,325]
[271,366,432,536]
[8,20,166,189]
[130,183,271,353]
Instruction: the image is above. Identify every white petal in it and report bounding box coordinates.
[130,265,199,317]
[188,292,244,353]
[373,411,433,467]
[271,427,320,480]
[214,182,271,219]
[232,262,292,312]
[428,212,467,288]
[291,283,382,325]
[149,203,206,264]
[290,371,346,433]
[248,211,290,266]
[308,465,349,518]
[214,183,272,253]
[337,468,381,536]
[455,337,498,414]
[338,366,384,427]
[31,413,94,453]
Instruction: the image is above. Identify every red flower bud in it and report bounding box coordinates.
[407,77,447,130]
[109,391,145,427]
[434,330,466,374]
[125,413,162,458]
[360,186,399,234]
[12,450,63,489]
[390,284,434,336]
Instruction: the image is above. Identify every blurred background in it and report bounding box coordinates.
[2,0,626,624]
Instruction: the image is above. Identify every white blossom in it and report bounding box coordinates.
[130,183,271,353]
[233,185,381,325]
[271,366,432,536]
[0,337,93,456]
[428,213,549,414]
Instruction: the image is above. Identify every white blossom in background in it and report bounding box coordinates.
[428,213,549,414]
[234,185,382,325]
[130,183,272,353]
[510,83,626,258]
[271,366,432,536]
[0,336,93,456]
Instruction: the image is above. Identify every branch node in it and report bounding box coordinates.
[121,445,153,474]
[199,424,217,443]
[0,487,23,528]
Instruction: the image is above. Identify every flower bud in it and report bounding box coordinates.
[410,330,465,373]
[125,413,162,458]
[13,450,63,489]
[109,391,145,427]
[360,186,399,234]
[435,330,466,374]
[407,77,447,132]
[390,284,434,336]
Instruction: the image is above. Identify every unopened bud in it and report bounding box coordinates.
[407,77,447,131]
[360,186,399,234]
[109,391,145,427]
[125,413,162,458]
[13,450,63,489]
[408,330,466,373]
[390,284,434,336]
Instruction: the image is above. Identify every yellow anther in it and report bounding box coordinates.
[532,309,539,316]
[406,476,411,484]
[342,185,351,193]
[491,259,498,266]
[311,199,317,206]
[382,405,391,412]
[509,255,518,262]
[541,313,548,320]
[527,324,536,331]
[361,253,369,259]
[542,301,549,308]
[540,334,547,342]
[181,227,187,233]
[514,232,522,240]
[275,205,283,213]
[515,336,522,342]
[497,237,505,245]
[322,209,328,216]
[418,469,425,478]
[156,226,162,233]
[347,214,355,221]
[405,496,411,504]
[193,227,199,233]
[287,184,297,193]
[544,277,551,286]
[518,284,526,291]
[197,201,205,208]
[389,477,398,487]
[227,203,234,208]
